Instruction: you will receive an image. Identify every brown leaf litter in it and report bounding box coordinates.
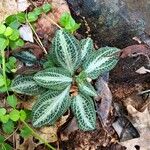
[120,105,150,150]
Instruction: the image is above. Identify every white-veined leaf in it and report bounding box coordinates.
[34,67,72,90]
[80,37,93,61]
[13,50,37,66]
[52,30,81,74]
[11,75,45,96]
[77,80,97,97]
[71,93,96,131]
[32,86,71,127]
[82,47,120,79]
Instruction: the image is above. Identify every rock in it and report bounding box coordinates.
[67,0,149,48]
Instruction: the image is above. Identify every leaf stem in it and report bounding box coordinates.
[21,120,56,150]
[1,49,9,96]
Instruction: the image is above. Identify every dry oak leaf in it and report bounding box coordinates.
[0,0,30,22]
[95,77,112,126]
[120,105,150,150]
[35,0,70,39]
[37,113,69,143]
[120,44,150,58]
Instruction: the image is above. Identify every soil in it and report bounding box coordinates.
[61,1,150,148]
[61,55,150,150]
[1,17,148,150]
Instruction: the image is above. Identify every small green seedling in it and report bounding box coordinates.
[60,12,80,33]
[11,29,120,131]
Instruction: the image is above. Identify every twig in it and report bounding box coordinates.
[27,21,48,54]
[21,120,56,150]
[4,127,19,142]
[43,14,62,29]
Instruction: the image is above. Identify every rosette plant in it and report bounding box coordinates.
[11,29,120,131]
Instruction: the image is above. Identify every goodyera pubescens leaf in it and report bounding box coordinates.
[11,29,120,131]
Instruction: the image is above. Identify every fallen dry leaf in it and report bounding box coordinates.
[12,42,44,59]
[95,77,112,126]
[61,117,78,141]
[37,114,69,143]
[16,136,37,150]
[112,102,140,141]
[19,24,34,43]
[120,44,150,58]
[120,105,150,150]
[17,0,30,11]
[136,66,150,74]
[38,126,58,143]
[35,0,70,39]
[0,0,30,22]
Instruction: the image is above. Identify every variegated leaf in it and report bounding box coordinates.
[97,47,120,57]
[52,30,81,74]
[34,67,72,90]
[32,86,71,127]
[11,76,44,96]
[80,37,93,61]
[77,80,97,97]
[71,93,96,131]
[82,47,120,79]
[13,50,37,66]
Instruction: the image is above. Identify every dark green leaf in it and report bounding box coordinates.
[71,93,96,131]
[0,108,6,117]
[6,56,17,73]
[42,3,52,13]
[32,86,70,127]
[82,47,120,79]
[34,67,72,90]
[10,39,24,50]
[9,20,21,29]
[0,75,5,87]
[0,24,6,34]
[33,7,43,15]
[20,126,32,138]
[0,37,9,50]
[15,39,24,47]
[11,75,45,96]
[52,30,81,74]
[60,12,80,33]
[0,115,9,123]
[4,27,13,37]
[16,12,26,23]
[9,109,20,121]
[80,38,94,61]
[5,15,17,25]
[9,30,20,41]
[19,110,26,121]
[6,95,17,108]
[13,50,37,66]
[0,135,5,144]
[3,143,13,150]
[24,109,32,121]
[77,80,97,97]
[27,12,38,22]
[2,120,14,134]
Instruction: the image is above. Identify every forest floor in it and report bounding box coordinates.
[0,0,150,150]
